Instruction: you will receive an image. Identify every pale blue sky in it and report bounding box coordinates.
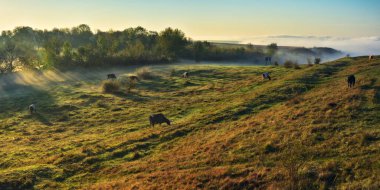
[0,0,379,39]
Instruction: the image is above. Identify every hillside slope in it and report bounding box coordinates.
[0,56,379,189]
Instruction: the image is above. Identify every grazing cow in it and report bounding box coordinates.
[107,74,117,79]
[129,75,140,81]
[262,72,271,80]
[347,75,356,88]
[183,72,189,78]
[149,113,171,127]
[265,57,272,64]
[369,55,373,61]
[29,104,36,114]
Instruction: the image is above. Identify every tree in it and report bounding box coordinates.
[0,40,18,73]
[158,28,188,60]
[43,37,63,67]
[62,41,73,65]
[314,58,321,64]
[192,41,205,62]
[267,43,278,56]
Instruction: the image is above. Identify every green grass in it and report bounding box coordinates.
[0,56,379,189]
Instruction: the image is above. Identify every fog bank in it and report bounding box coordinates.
[240,35,380,56]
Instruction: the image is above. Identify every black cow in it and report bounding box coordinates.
[347,75,356,88]
[149,113,171,127]
[29,104,36,114]
[107,74,117,79]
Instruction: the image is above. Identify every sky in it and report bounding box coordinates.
[1,0,379,54]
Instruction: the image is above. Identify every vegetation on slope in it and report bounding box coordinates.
[0,56,379,189]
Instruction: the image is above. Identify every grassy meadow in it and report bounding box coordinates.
[0,57,379,189]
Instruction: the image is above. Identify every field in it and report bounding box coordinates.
[0,57,379,189]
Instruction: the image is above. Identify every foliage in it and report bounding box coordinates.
[101,80,120,93]
[135,66,155,80]
[267,43,278,56]
[314,58,321,64]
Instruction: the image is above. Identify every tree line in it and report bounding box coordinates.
[0,24,264,73]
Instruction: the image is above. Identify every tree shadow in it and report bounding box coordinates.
[360,78,380,105]
[0,82,56,126]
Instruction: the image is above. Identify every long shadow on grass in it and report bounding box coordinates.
[0,83,56,126]
[361,78,380,105]
[205,63,347,124]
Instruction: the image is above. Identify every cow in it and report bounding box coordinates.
[369,55,374,61]
[149,113,171,127]
[262,72,271,80]
[129,75,140,82]
[107,74,117,79]
[183,72,189,78]
[347,75,356,88]
[29,104,36,114]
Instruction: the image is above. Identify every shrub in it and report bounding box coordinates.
[126,79,137,93]
[284,60,301,69]
[293,63,301,69]
[314,58,321,64]
[274,61,279,66]
[135,67,154,80]
[284,60,295,68]
[101,80,120,93]
[170,68,176,76]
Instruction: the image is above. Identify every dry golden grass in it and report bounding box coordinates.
[0,57,379,189]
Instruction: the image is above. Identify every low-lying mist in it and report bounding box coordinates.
[240,35,380,56]
[0,66,139,98]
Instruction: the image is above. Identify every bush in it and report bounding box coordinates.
[101,80,120,93]
[284,60,295,68]
[293,63,301,69]
[314,58,321,64]
[135,67,155,80]
[126,79,137,93]
[284,60,301,69]
[170,68,176,76]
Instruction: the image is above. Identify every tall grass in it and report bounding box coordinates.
[101,80,120,93]
[135,67,155,80]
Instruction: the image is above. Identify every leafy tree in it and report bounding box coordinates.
[43,37,63,67]
[158,28,188,60]
[267,43,278,56]
[314,58,321,64]
[192,41,205,62]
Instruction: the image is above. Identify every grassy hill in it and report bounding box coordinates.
[0,56,379,189]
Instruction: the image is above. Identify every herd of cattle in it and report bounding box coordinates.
[28,55,375,126]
